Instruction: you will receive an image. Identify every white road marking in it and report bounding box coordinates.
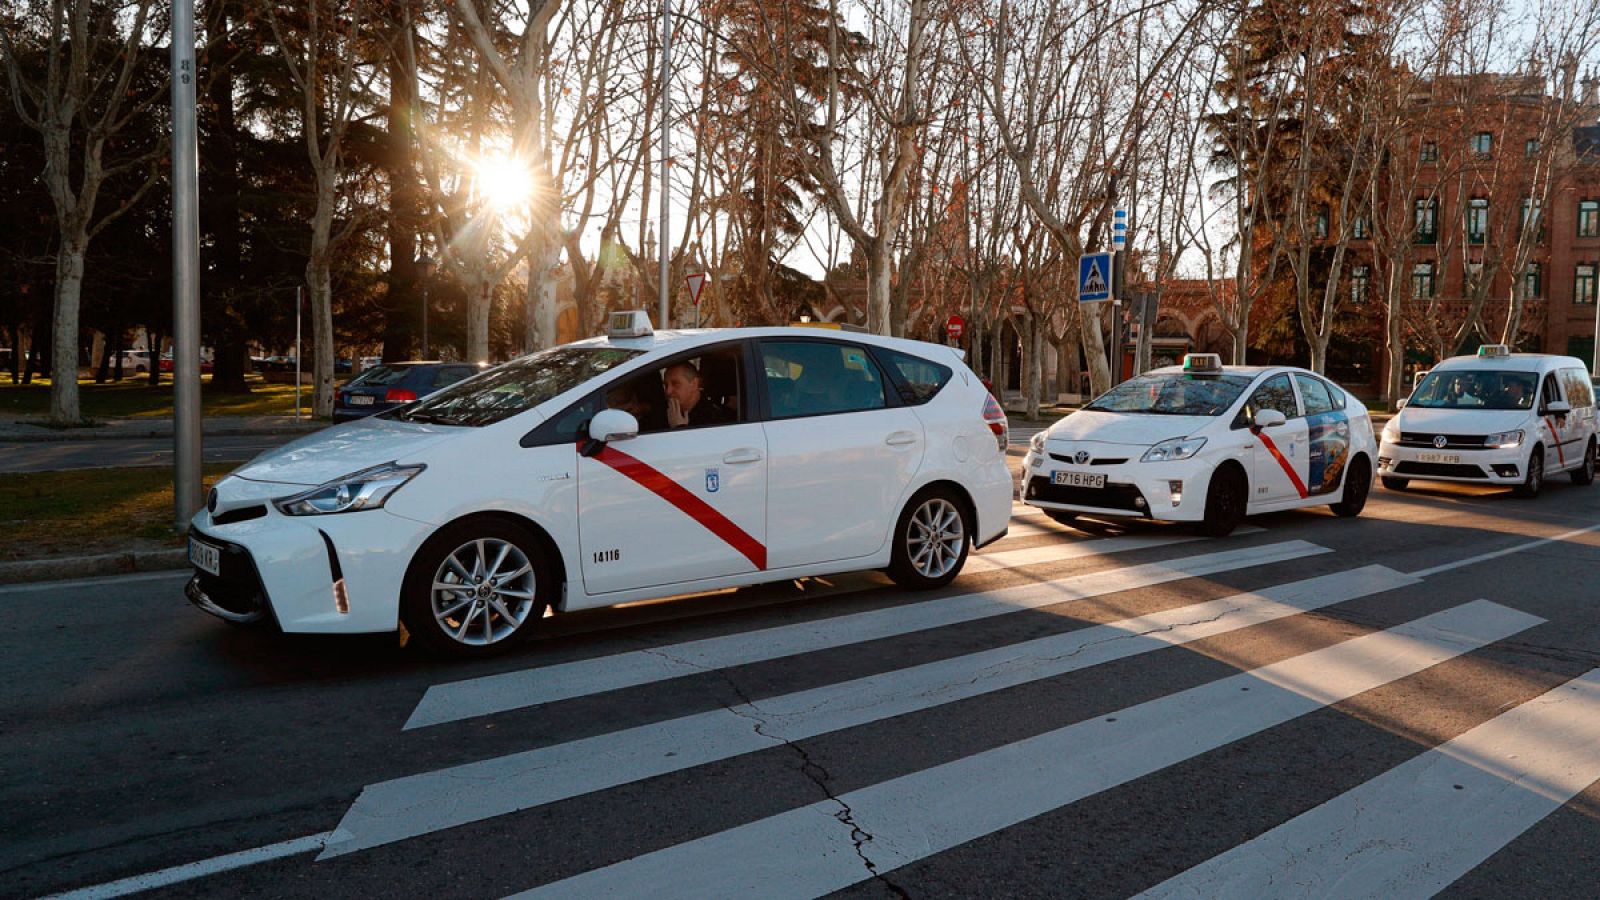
[324,565,1413,859]
[1407,522,1600,578]
[1139,668,1600,899]
[512,600,1541,900]
[403,540,1327,730]
[40,831,336,900]
[962,531,1204,572]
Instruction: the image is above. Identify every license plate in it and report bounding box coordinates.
[349,395,375,405]
[1417,452,1460,464]
[189,537,221,576]
[1052,470,1106,489]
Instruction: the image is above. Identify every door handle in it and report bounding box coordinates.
[886,431,919,447]
[723,448,764,464]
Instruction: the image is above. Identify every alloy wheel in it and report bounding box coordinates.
[906,497,965,580]
[429,538,539,646]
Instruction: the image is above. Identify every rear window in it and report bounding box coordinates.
[347,365,413,387]
[394,347,641,427]
[877,347,953,405]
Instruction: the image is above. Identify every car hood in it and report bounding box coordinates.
[1393,406,1531,435]
[232,416,465,486]
[1046,409,1217,446]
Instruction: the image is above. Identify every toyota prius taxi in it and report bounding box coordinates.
[1022,354,1377,535]
[185,313,1014,657]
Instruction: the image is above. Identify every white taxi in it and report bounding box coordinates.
[1378,345,1597,496]
[1022,354,1377,535]
[184,313,1014,657]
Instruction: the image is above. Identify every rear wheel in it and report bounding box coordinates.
[1514,448,1544,499]
[887,487,970,590]
[1381,476,1409,491]
[400,518,552,658]
[1199,465,1247,537]
[1571,439,1596,486]
[1330,456,1371,517]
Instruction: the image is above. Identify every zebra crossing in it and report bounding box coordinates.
[53,505,1600,899]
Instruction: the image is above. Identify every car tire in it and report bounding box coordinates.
[1514,448,1544,499]
[1570,439,1596,486]
[1044,510,1079,526]
[1330,455,1371,518]
[1381,476,1408,491]
[400,517,552,658]
[1199,465,1247,538]
[887,486,971,590]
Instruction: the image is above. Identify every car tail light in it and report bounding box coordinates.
[335,391,344,406]
[982,393,1007,451]
[385,388,417,403]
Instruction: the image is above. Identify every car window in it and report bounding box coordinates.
[1407,369,1536,410]
[433,366,477,389]
[876,347,952,405]
[761,340,888,419]
[1563,368,1594,408]
[1542,372,1562,409]
[1232,374,1298,428]
[1295,374,1335,416]
[395,347,641,427]
[349,365,411,387]
[622,345,745,433]
[1088,372,1253,416]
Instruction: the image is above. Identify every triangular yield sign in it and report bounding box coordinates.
[685,272,709,305]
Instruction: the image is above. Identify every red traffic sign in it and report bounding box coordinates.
[945,314,966,341]
[685,272,709,306]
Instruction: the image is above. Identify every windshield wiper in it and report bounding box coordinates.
[401,410,458,425]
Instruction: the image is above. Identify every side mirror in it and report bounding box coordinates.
[588,408,639,444]
[1396,398,1407,410]
[1252,408,1287,430]
[1545,399,1571,417]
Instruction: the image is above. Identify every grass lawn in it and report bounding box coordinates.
[0,375,312,419]
[0,464,237,561]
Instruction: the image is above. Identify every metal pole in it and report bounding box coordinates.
[295,286,303,420]
[657,0,671,329]
[171,0,203,528]
[1592,285,1599,377]
[421,281,429,358]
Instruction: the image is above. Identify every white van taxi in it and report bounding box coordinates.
[1022,354,1377,536]
[1378,345,1596,496]
[184,313,1014,657]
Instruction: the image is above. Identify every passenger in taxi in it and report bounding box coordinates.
[663,360,735,427]
[1445,375,1481,406]
[1500,377,1531,409]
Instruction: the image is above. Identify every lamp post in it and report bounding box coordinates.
[417,254,435,358]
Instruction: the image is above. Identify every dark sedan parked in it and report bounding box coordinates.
[333,361,487,422]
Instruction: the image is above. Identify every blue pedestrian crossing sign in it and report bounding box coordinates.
[1079,252,1112,302]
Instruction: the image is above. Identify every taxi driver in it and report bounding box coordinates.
[663,360,735,427]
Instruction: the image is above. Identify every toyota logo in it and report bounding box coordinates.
[1433,435,1448,449]
[1074,450,1091,465]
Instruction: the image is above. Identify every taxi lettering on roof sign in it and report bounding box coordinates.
[1023,361,1378,536]
[182,318,1014,659]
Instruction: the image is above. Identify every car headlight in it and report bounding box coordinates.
[1141,436,1207,463]
[1381,419,1400,443]
[1484,429,1523,449]
[273,462,426,516]
[1030,431,1048,453]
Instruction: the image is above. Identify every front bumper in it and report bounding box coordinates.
[1020,447,1210,522]
[1378,439,1525,484]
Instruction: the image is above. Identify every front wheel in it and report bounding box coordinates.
[400,518,552,658]
[887,488,971,590]
[1514,448,1544,499]
[1330,456,1371,517]
[1571,439,1596,486]
[1199,465,1247,537]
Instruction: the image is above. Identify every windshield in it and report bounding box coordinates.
[1085,372,1253,416]
[393,347,642,427]
[1408,369,1537,410]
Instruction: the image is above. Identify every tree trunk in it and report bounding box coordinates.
[523,237,560,352]
[866,238,893,336]
[1080,304,1111,397]
[466,271,493,363]
[307,175,337,418]
[1024,312,1043,419]
[50,236,86,423]
[383,45,422,361]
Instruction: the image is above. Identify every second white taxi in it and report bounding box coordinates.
[1023,354,1377,535]
[184,313,1014,657]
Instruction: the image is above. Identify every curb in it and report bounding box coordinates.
[0,425,324,444]
[0,548,189,585]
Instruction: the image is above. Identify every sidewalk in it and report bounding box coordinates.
[0,414,326,443]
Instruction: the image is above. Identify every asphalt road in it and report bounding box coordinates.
[0,435,297,474]
[4,478,1600,898]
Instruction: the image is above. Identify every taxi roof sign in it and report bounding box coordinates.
[1182,353,1223,373]
[1477,343,1511,358]
[607,310,654,339]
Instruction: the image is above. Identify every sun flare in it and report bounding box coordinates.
[475,155,533,213]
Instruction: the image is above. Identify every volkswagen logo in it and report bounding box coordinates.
[1433,435,1448,449]
[1074,450,1091,465]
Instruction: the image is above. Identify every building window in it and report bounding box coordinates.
[1351,265,1370,304]
[1581,200,1600,238]
[1467,260,1484,290]
[1467,199,1488,245]
[1414,197,1438,244]
[1412,262,1436,298]
[1471,132,1493,157]
[1579,264,1599,306]
[1420,141,1438,163]
[1526,138,1541,157]
[1313,206,1329,239]
[1522,197,1542,236]
[1352,214,1369,239]
[1525,263,1541,299]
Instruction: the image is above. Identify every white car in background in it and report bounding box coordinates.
[185,313,1014,657]
[1022,354,1377,536]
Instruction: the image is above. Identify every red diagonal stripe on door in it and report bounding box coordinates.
[1256,431,1309,499]
[589,443,767,570]
[1545,417,1566,466]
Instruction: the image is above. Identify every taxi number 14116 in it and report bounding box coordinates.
[1052,471,1106,489]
